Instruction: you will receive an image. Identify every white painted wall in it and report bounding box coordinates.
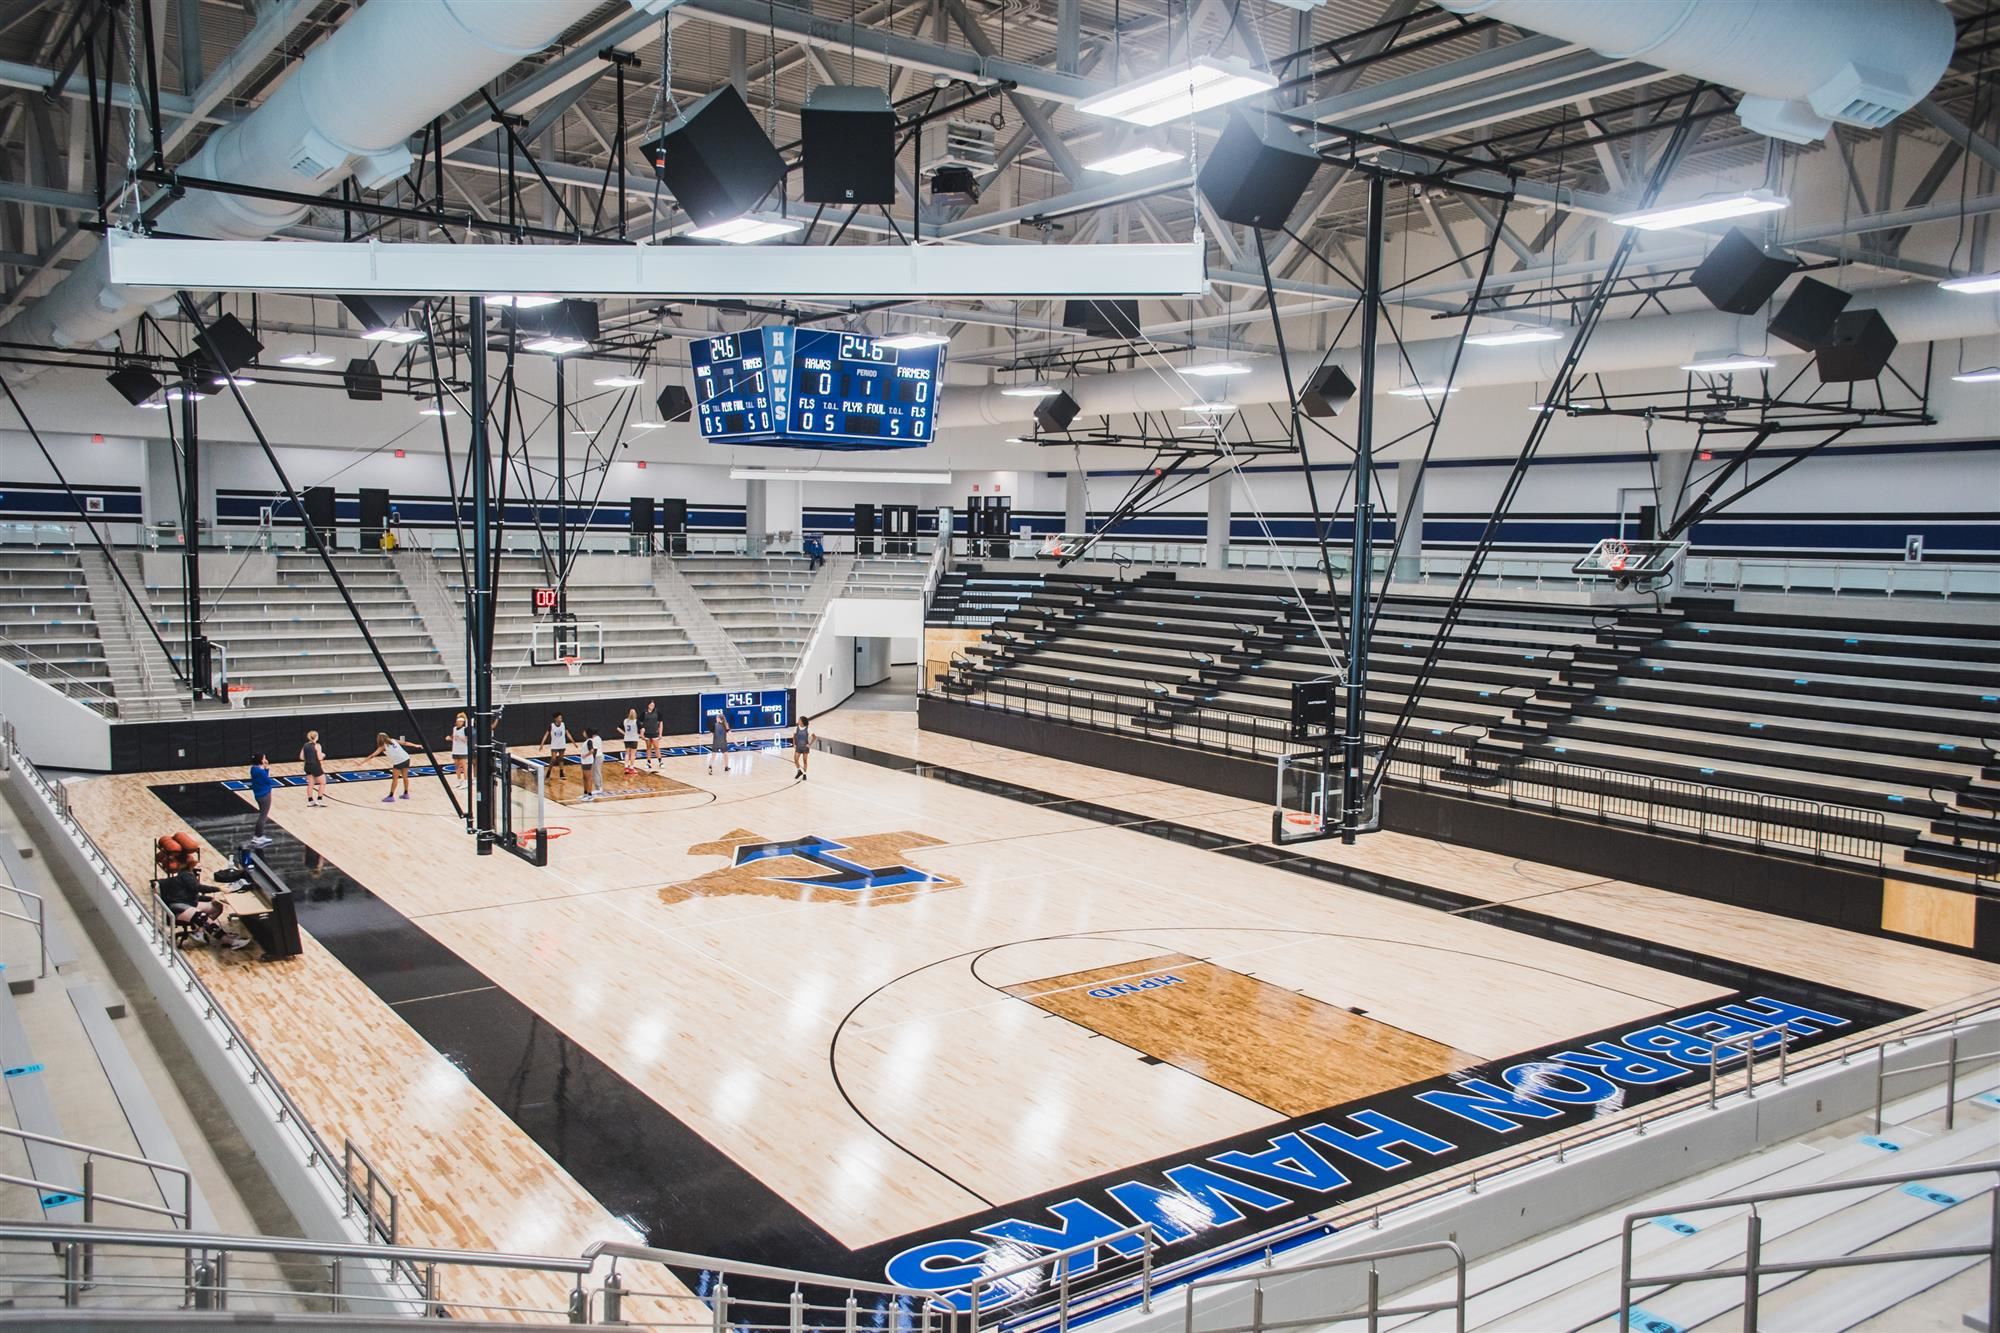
[0,666,112,770]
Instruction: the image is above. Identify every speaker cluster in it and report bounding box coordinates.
[1692,227,1897,382]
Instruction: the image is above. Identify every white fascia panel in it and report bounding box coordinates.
[106,232,1211,301]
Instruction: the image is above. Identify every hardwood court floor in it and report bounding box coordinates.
[59,716,2000,1302]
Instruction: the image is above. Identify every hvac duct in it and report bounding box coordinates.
[1429,0,1954,144]
[938,281,2000,428]
[1,0,602,376]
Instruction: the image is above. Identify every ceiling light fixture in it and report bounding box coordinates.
[1939,272,2000,295]
[1077,57,1278,127]
[1612,189,1788,231]
[594,374,646,387]
[1951,365,2000,383]
[628,420,668,430]
[209,375,256,389]
[1082,144,1187,175]
[1180,400,1236,413]
[1465,325,1567,347]
[419,401,457,417]
[876,332,951,350]
[1387,384,1459,398]
[486,294,561,309]
[361,326,424,344]
[278,350,335,367]
[688,217,803,244]
[523,336,590,355]
[1680,351,1776,373]
[1181,361,1250,377]
[1000,385,1059,398]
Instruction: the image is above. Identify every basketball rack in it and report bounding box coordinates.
[1571,537,1685,591]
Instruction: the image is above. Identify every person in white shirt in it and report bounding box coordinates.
[541,713,570,792]
[450,711,472,790]
[620,709,642,775]
[362,732,412,803]
[580,728,606,801]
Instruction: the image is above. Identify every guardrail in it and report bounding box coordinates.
[1618,1159,2000,1332]
[930,675,1887,868]
[1182,1240,1466,1333]
[0,638,120,717]
[1874,1015,2000,1133]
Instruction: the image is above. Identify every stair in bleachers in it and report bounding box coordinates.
[0,546,115,707]
[676,554,819,681]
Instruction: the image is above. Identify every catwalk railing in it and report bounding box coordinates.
[930,675,1888,868]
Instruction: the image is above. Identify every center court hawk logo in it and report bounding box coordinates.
[664,828,959,905]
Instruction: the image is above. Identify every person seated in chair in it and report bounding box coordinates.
[158,865,252,951]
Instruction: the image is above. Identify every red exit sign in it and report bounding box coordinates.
[532,586,559,612]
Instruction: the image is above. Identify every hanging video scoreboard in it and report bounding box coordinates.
[689,327,943,450]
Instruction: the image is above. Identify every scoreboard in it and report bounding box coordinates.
[698,689,791,731]
[689,326,943,450]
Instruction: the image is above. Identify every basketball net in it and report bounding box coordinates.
[560,656,580,677]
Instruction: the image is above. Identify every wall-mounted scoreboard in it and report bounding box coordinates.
[689,327,943,450]
[699,689,791,731]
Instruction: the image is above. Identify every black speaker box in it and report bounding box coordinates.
[660,497,688,534]
[358,488,390,543]
[301,486,337,533]
[1767,276,1851,351]
[339,294,416,332]
[194,312,263,373]
[1691,228,1796,315]
[511,298,599,344]
[1300,364,1357,418]
[629,496,656,535]
[1034,390,1081,434]
[342,358,383,402]
[1197,111,1321,228]
[641,84,786,228]
[107,365,162,406]
[1814,309,1898,382]
[657,384,693,422]
[802,85,896,205]
[1063,300,1142,339]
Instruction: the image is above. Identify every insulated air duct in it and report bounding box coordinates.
[1428,0,1954,144]
[1,0,602,377]
[939,281,2000,428]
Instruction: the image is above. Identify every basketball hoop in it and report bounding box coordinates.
[1282,810,1324,834]
[560,656,580,677]
[225,683,253,710]
[524,826,571,845]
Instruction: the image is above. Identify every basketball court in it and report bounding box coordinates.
[59,711,2000,1306]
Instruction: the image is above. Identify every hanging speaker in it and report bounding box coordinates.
[802,85,896,205]
[1034,390,1081,434]
[1814,309,1898,382]
[657,385,693,422]
[107,365,162,406]
[1197,111,1321,228]
[1063,300,1141,339]
[342,358,383,402]
[339,294,416,331]
[641,85,786,228]
[1300,364,1357,418]
[193,312,263,373]
[509,298,599,344]
[1691,228,1797,314]
[1767,276,1851,351]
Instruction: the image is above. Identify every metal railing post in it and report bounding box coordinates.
[1365,1267,1380,1333]
[423,1261,440,1318]
[789,1285,806,1333]
[1946,1034,1959,1129]
[1987,1186,1999,1333]
[1618,1219,1634,1330]
[711,1278,727,1333]
[62,1241,82,1307]
[1741,1213,1761,1331]
[1057,1251,1072,1333]
[81,1157,94,1285]
[1249,1278,1265,1333]
[213,1250,229,1310]
[1875,1044,1887,1133]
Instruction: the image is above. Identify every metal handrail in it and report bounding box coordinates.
[1874,1014,2000,1133]
[0,877,49,978]
[1706,1020,1791,1109]
[1183,1240,1466,1333]
[0,636,120,716]
[1619,1159,2000,1332]
[0,1121,195,1233]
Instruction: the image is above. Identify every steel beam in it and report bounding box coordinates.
[1918,96,2000,178]
[1291,33,1570,124]
[941,0,1083,181]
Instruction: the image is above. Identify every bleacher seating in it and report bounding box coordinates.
[936,568,2000,882]
[439,552,718,700]
[139,551,459,712]
[0,547,114,707]
[845,556,930,597]
[678,555,820,680]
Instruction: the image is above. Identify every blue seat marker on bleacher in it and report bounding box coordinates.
[4,1063,45,1078]
[1650,1215,1698,1236]
[40,1192,80,1209]
[1900,1183,1961,1207]
[1861,1135,1903,1152]
[1627,1308,1685,1333]
[1974,1092,2000,1109]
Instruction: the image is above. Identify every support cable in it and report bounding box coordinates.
[174,293,466,822]
[1365,86,1713,800]
[0,377,187,684]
